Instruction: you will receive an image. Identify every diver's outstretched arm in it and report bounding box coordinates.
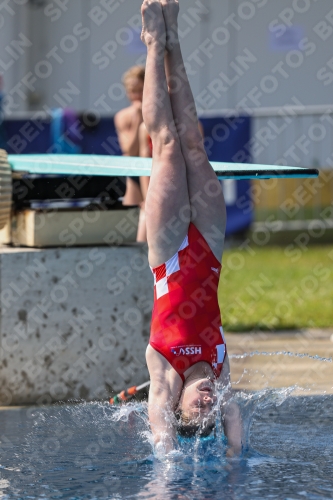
[146,345,182,454]
[219,357,243,456]
[224,402,243,457]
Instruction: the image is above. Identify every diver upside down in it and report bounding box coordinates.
[142,0,242,455]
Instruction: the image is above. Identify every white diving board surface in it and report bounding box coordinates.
[9,154,319,180]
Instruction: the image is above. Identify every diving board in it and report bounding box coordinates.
[8,154,319,180]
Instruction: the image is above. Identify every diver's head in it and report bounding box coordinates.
[176,378,217,437]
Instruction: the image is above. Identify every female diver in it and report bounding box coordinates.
[142,0,242,455]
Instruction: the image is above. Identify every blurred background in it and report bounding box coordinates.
[2,0,333,111]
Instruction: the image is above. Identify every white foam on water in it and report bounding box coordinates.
[108,401,148,423]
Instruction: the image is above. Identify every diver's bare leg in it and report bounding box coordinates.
[161,0,226,262]
[141,0,190,268]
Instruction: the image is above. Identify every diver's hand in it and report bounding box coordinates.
[226,445,242,459]
[154,435,178,460]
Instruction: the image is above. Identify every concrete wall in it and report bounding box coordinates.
[0,245,151,405]
[2,0,333,115]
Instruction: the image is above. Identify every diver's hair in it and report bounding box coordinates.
[122,65,145,88]
[175,410,215,438]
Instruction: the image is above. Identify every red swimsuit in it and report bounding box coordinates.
[150,223,226,381]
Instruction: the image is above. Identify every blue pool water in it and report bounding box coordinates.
[0,388,332,499]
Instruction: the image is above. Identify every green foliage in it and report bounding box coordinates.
[219,245,333,331]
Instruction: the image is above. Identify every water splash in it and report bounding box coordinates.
[0,382,332,499]
[108,401,148,423]
[105,383,299,464]
[106,349,331,462]
[230,350,332,362]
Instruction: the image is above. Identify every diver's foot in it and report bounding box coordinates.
[141,0,166,48]
[160,0,180,50]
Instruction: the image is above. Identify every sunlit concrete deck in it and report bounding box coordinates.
[228,329,333,395]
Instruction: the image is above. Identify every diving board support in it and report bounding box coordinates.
[10,208,139,248]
